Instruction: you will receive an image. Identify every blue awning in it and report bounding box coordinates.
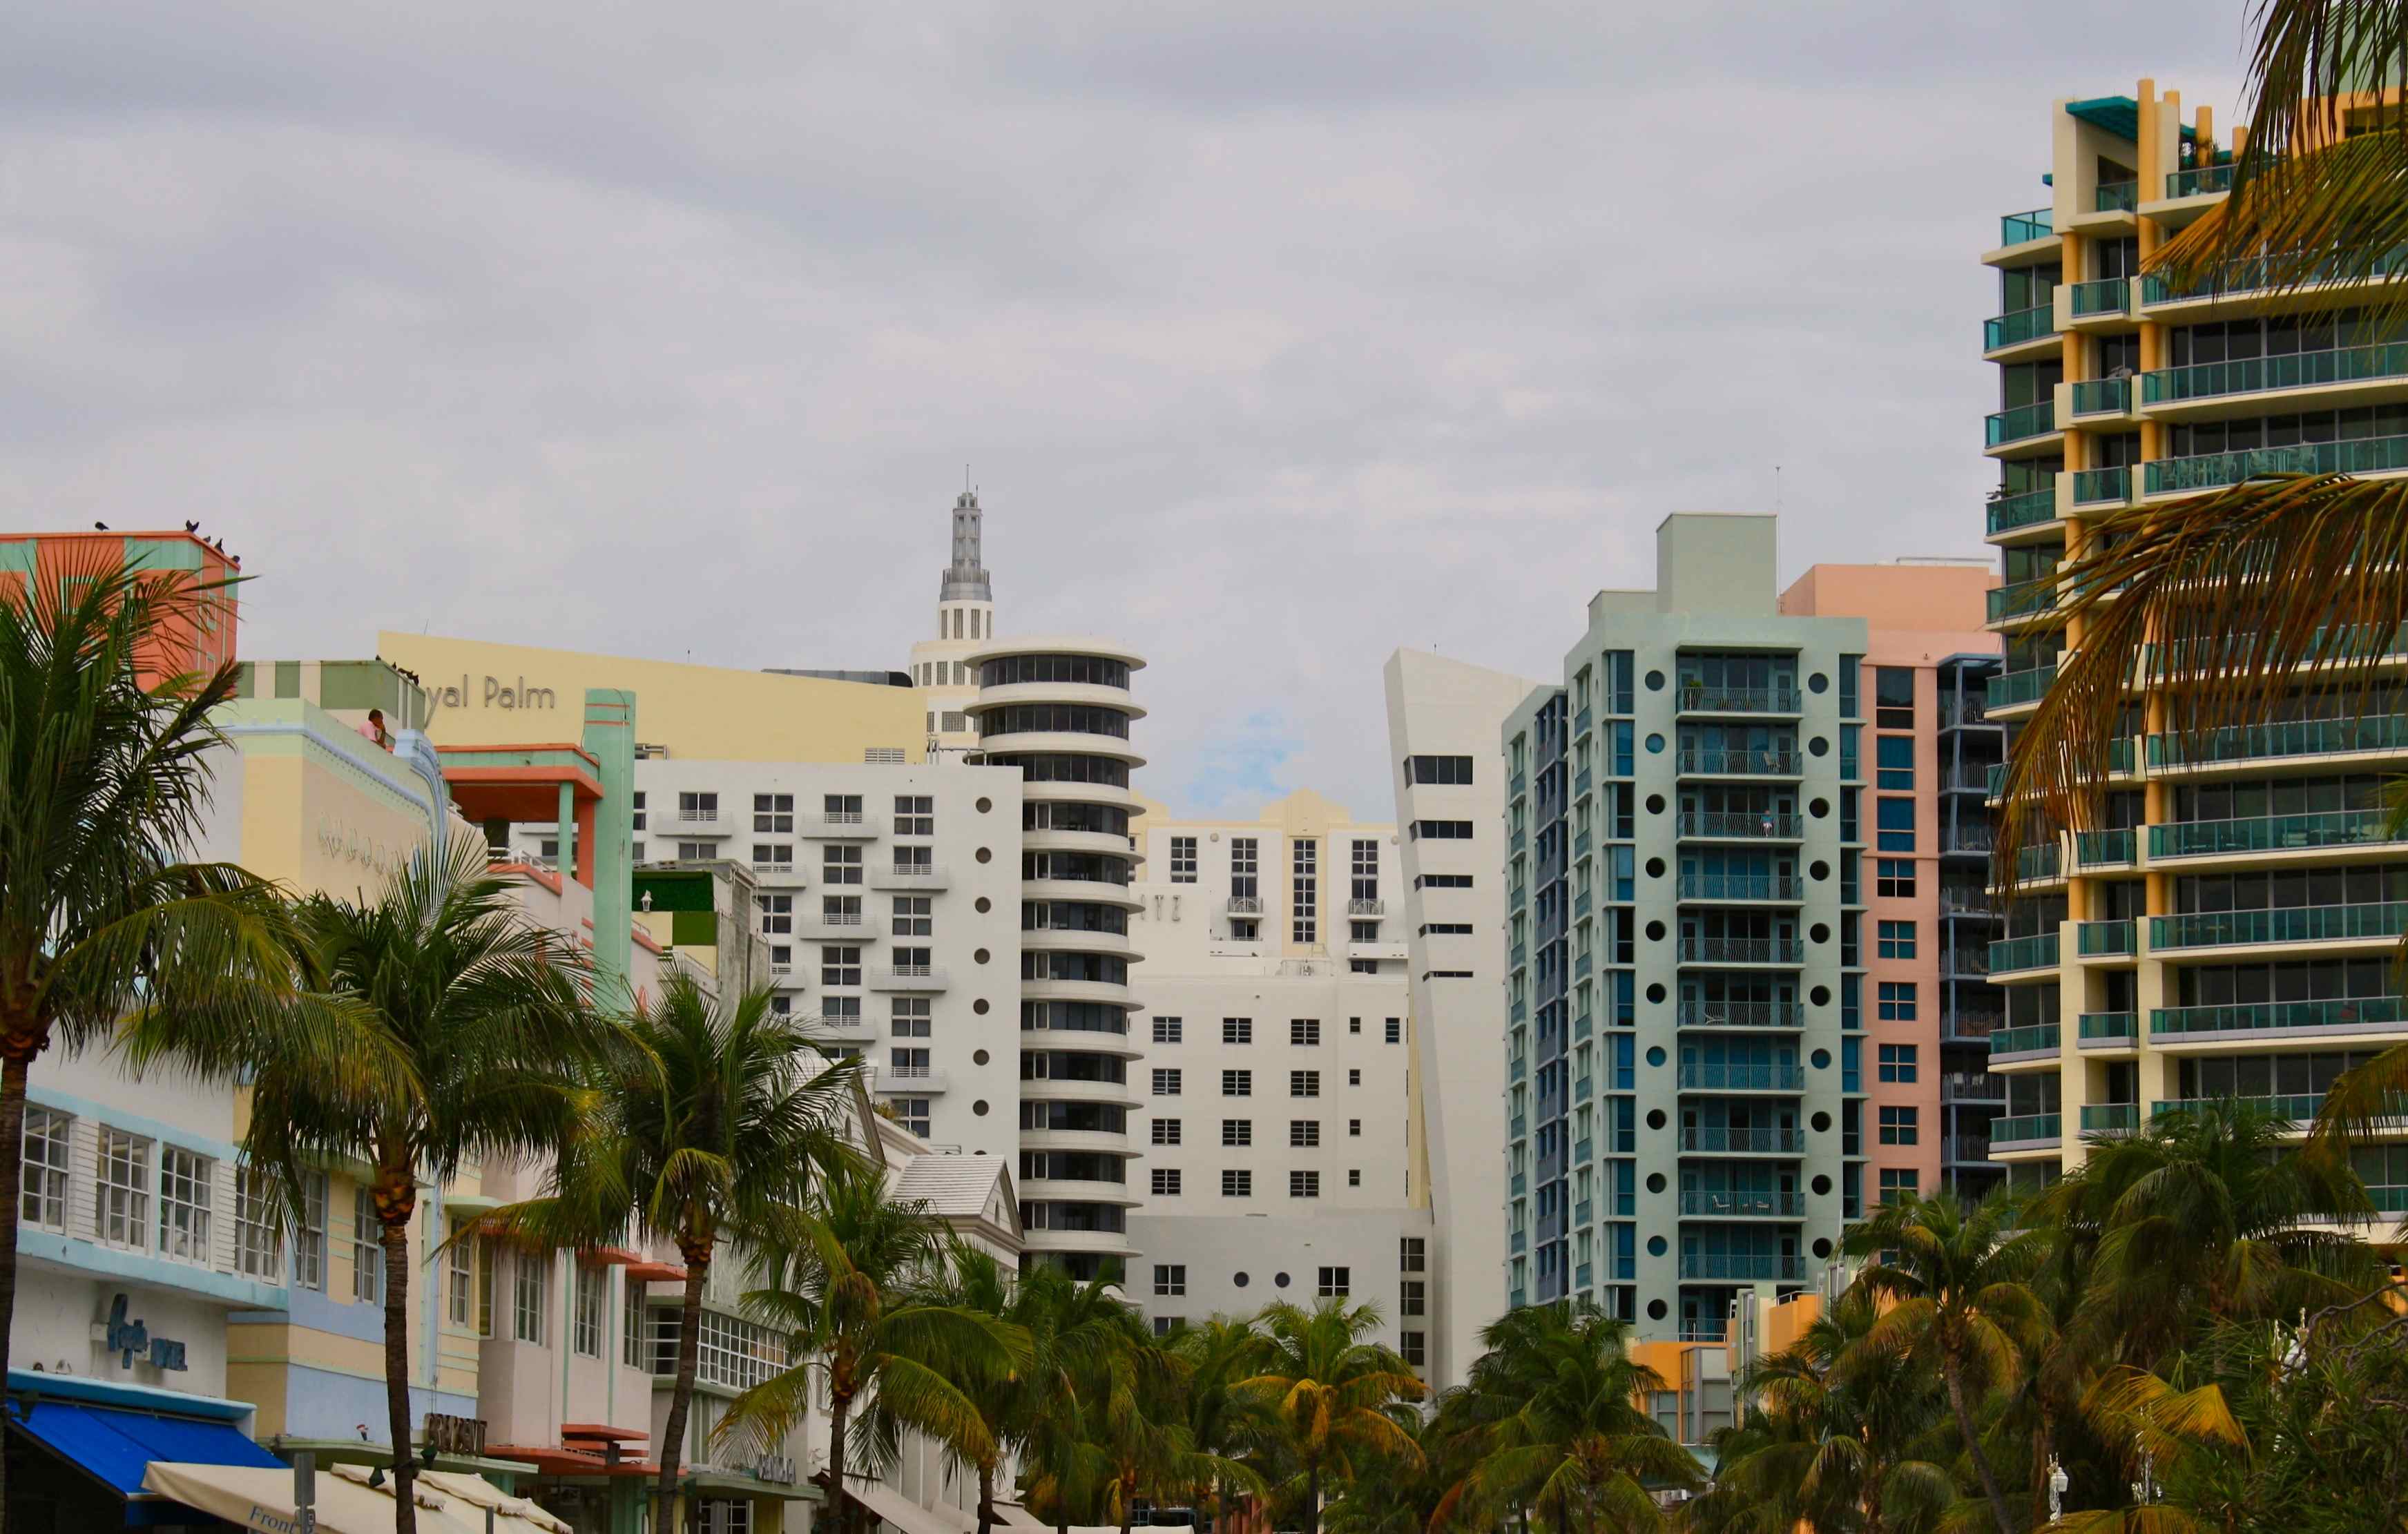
[10,1399,284,1513]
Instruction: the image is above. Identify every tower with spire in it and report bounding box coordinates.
[940,489,992,604]
[909,485,1000,760]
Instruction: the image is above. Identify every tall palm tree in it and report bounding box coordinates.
[1842,1194,2050,1534]
[722,1163,1030,1534]
[1433,1301,1699,1534]
[1005,1263,1149,1534]
[152,836,605,1532]
[1172,1317,1278,1532]
[1241,1298,1427,1534]
[472,972,865,1534]
[5,555,395,1533]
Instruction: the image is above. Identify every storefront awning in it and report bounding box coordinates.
[143,1462,565,1534]
[10,1399,284,1512]
[847,1478,979,1534]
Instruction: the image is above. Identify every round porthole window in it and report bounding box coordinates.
[973,1049,991,1065]
[972,1100,990,1116]
[1810,860,1830,881]
[1809,797,1831,818]
[1811,1111,1832,1133]
[1234,1272,1250,1289]
[1645,1046,1666,1067]
[1645,857,1666,878]
[1646,982,1667,1004]
[972,998,990,1015]
[1274,1272,1291,1289]
[1809,985,1831,1007]
[1646,733,1666,754]
[1812,1238,1832,1259]
[1811,1175,1832,1196]
[1810,1049,1831,1069]
[976,847,993,864]
[1810,923,1831,944]
[1647,1299,1668,1321]
[974,897,992,913]
[1646,1172,1666,1193]
[1646,670,1666,692]
[1809,736,1829,757]
[1646,794,1666,814]
[975,948,991,964]
[1646,920,1666,942]
[1645,1108,1667,1131]
[976,797,992,813]
[1808,673,1829,695]
[1647,1235,1668,1256]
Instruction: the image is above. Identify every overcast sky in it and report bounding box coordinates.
[3,1,2251,817]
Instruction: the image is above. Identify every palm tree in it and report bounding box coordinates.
[3,556,396,1533]
[1434,1301,1699,1534]
[471,972,865,1534]
[721,1163,1030,1534]
[1842,1193,2050,1534]
[1004,1263,1149,1534]
[165,837,604,1532]
[1242,1298,1427,1534]
[1172,1317,1278,1531]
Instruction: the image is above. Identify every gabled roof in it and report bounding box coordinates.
[889,1152,1012,1221]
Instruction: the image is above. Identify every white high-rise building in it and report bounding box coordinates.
[1119,792,1437,1366]
[1385,648,1545,1389]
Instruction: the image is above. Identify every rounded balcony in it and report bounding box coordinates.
[1020,876,1144,911]
[970,680,1146,715]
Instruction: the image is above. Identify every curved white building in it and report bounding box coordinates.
[967,635,1148,1279]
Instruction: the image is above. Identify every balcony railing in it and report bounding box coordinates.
[677,807,722,824]
[2078,1011,2137,1042]
[2155,1094,2327,1125]
[1985,305,2056,352]
[2149,713,2408,768]
[2081,1103,2139,1133]
[1677,1062,1806,1091]
[1945,1008,2004,1041]
[2074,920,2135,958]
[1987,487,2059,536]
[1675,684,1802,715]
[1678,937,1804,966]
[2144,621,2408,682]
[2151,900,2408,951]
[1679,1189,1805,1218]
[2166,163,2235,198]
[1347,897,1385,916]
[1990,933,2061,973]
[2074,829,2136,868]
[1945,1133,2000,1164]
[1680,1253,1806,1281]
[2068,376,2130,415]
[2151,995,2405,1036]
[1679,873,1804,902]
[2144,342,2408,407]
[1677,748,1802,777]
[1986,400,2059,446]
[1987,576,2059,622]
[1940,1070,2005,1103]
[1679,1127,1805,1154]
[2145,431,2408,496]
[2142,245,2408,307]
[1991,1111,2063,1145]
[2000,207,2053,246]
[2069,280,2131,320]
[2072,465,2132,505]
[1224,895,1263,915]
[2094,180,2138,211]
[1992,1022,2060,1056]
[2148,808,2393,860]
[2016,842,2063,882]
[1678,810,1803,839]
[1677,1001,1805,1029]
[1991,663,2057,709]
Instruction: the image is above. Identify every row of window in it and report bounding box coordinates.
[641,792,934,835]
[1146,1016,1400,1045]
[1156,1169,1355,1198]
[1148,1117,1366,1145]
[1149,1068,1365,1096]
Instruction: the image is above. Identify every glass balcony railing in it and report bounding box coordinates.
[2149,713,2408,768]
[1680,1252,1807,1281]
[2094,180,2139,212]
[2069,376,2130,416]
[2145,623,2408,681]
[2144,431,2408,496]
[2000,207,2053,246]
[2081,1103,2140,1133]
[1987,576,2059,623]
[1986,485,2058,535]
[2072,465,2132,505]
[1573,766,1592,797]
[1679,1127,1805,1154]
[2074,830,2136,868]
[2141,245,2408,307]
[2155,1094,2325,1125]
[1992,664,2058,709]
[1990,933,2061,973]
[1675,683,1802,715]
[1677,810,1804,839]
[1987,762,2010,798]
[1678,1189,1805,1218]
[2016,842,2063,882]
[1992,1023,2061,1056]
[2078,1011,2137,1042]
[2076,920,2136,956]
[1679,873,1804,902]
[2167,163,2235,198]
[2149,808,2392,860]
[1677,1062,1807,1091]
[1986,400,2059,446]
[1985,305,2057,352]
[1678,936,1805,965]
[2150,900,2408,951]
[1676,1001,1805,1029]
[2151,995,2405,1036]
[1677,748,1802,777]
[2142,342,2408,407]
[2069,279,2131,318]
[1992,1112,2063,1145]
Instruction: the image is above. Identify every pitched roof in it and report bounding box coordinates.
[888,1153,1009,1219]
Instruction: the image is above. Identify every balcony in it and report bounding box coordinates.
[2074,829,2136,869]
[1675,683,1802,715]
[1677,1001,1804,1030]
[1988,933,2061,974]
[1677,810,1804,840]
[1347,897,1385,916]
[2148,713,2408,768]
[2151,995,2405,1038]
[1222,895,1263,917]
[1678,1190,1805,1218]
[2166,164,2235,198]
[1573,766,1592,797]
[1987,576,2059,624]
[2144,431,2408,496]
[800,813,883,839]
[1573,706,1592,737]
[2094,180,2138,212]
[2015,842,2063,882]
[876,1064,952,1095]
[2068,280,2131,320]
[2141,342,2408,409]
[798,912,875,940]
[2148,808,2394,862]
[1985,400,2058,447]
[1678,873,1804,902]
[1984,305,2056,353]
[2075,920,2135,958]
[1990,663,2057,710]
[2141,245,2408,308]
[1999,207,2053,246]
[1940,1070,2005,1104]
[1677,1062,1805,1092]
[1944,1134,2000,1165]
[1945,1007,2004,1042]
[1945,828,1997,857]
[869,863,951,891]
[2072,465,2132,505]
[2078,1011,2137,1045]
[1678,936,1804,966]
[1679,1127,1804,1154]
[2080,1103,2139,1134]
[1676,748,1801,778]
[1991,1023,2060,1058]
[1679,1253,1805,1282]
[1990,1112,2063,1148]
[2155,1094,2325,1125]
[870,964,952,991]
[2149,901,2408,951]
[1986,487,2059,536]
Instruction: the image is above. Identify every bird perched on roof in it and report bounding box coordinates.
[185,520,199,533]
[93,521,108,530]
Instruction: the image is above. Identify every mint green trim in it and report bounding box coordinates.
[213,700,439,817]
[124,536,204,572]
[273,660,301,698]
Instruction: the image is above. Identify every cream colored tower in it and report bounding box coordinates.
[909,489,997,760]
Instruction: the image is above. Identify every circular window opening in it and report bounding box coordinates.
[976,797,992,813]
[1233,1272,1250,1289]
[1647,1235,1668,1256]
[1645,1108,1667,1131]
[1645,1172,1666,1194]
[1811,1174,1832,1197]
[972,998,991,1016]
[1811,1111,1832,1133]
[1812,1238,1833,1259]
[1809,985,1831,1007]
[1647,1299,1668,1321]
[1645,920,1666,942]
[1645,1045,1666,1067]
[974,948,991,964]
[975,847,993,864]
[1646,793,1666,815]
[1645,857,1666,878]
[1809,797,1831,818]
[1645,670,1666,692]
[1646,733,1666,754]
[1810,1049,1831,1069]
[1809,859,1830,881]
[973,1049,991,1066]
[1808,736,1829,757]
[1810,923,1831,944]
[972,1100,990,1116]
[1808,673,1829,695]
[1646,982,1667,1004]
[1274,1272,1291,1289]
[974,896,992,913]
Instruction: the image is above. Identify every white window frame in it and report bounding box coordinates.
[353,1184,384,1303]
[21,1106,71,1234]
[574,1263,606,1357]
[236,1169,283,1279]
[514,1251,548,1343]
[97,1129,151,1251]
[158,1145,213,1265]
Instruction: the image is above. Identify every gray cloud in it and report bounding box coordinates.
[1,0,2251,815]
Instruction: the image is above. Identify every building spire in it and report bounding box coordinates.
[939,487,992,603]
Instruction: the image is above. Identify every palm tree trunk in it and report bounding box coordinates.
[0,1051,32,1534]
[379,1200,418,1534]
[653,1255,713,1534]
[1305,1465,1320,1534]
[976,1462,996,1534]
[1942,1356,2015,1534]
[827,1390,855,1534]
[1117,1471,1135,1534]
